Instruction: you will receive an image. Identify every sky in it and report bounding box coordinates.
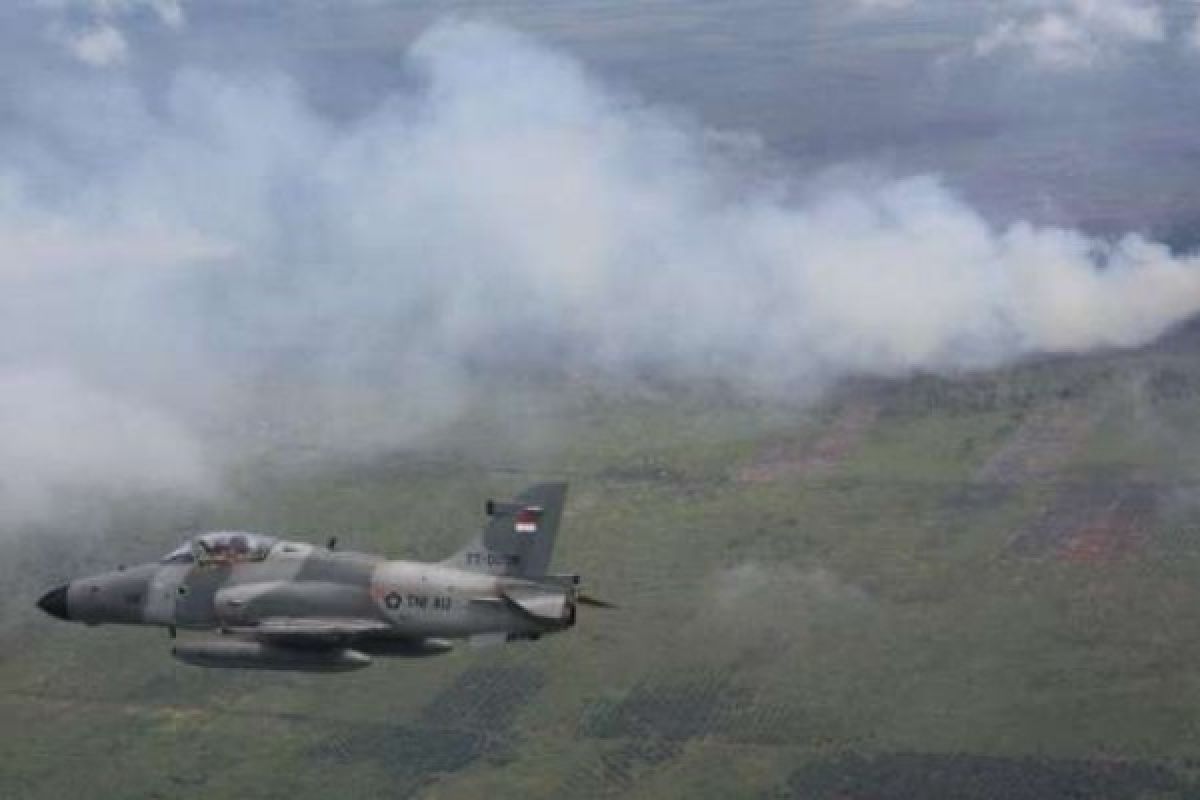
[3,0,1200,529]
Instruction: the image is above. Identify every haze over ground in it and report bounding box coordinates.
[2,0,1200,529]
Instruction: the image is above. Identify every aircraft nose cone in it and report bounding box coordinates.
[37,584,69,620]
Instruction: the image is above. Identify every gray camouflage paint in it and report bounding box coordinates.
[37,484,581,670]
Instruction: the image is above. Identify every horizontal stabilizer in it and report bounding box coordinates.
[501,585,571,623]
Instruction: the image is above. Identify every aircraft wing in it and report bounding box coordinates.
[228,617,392,647]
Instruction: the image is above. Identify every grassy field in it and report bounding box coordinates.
[5,339,1200,798]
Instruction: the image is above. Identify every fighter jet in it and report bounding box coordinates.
[36,483,609,671]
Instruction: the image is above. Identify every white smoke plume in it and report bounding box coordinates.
[2,20,1199,528]
[0,369,216,526]
[704,562,876,656]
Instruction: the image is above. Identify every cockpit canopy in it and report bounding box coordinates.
[161,532,278,565]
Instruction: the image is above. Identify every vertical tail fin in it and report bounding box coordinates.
[443,483,567,578]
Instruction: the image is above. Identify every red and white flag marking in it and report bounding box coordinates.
[514,506,541,534]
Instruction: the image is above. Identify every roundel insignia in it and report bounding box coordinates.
[384,591,403,610]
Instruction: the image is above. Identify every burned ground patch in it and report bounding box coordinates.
[579,670,808,747]
[1009,483,1158,564]
[418,664,546,732]
[310,666,545,797]
[312,722,485,798]
[773,752,1190,800]
[580,671,737,742]
[556,737,683,797]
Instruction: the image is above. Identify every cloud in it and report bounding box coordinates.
[974,0,1165,69]
[58,22,129,67]
[38,0,185,27]
[848,0,917,12]
[146,0,185,30]
[38,0,185,67]
[3,21,1200,529]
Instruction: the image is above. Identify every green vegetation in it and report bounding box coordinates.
[6,342,1200,798]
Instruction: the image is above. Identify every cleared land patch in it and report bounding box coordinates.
[737,401,878,484]
[976,402,1094,484]
[1009,483,1157,565]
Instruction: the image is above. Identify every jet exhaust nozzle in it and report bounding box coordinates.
[172,640,371,672]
